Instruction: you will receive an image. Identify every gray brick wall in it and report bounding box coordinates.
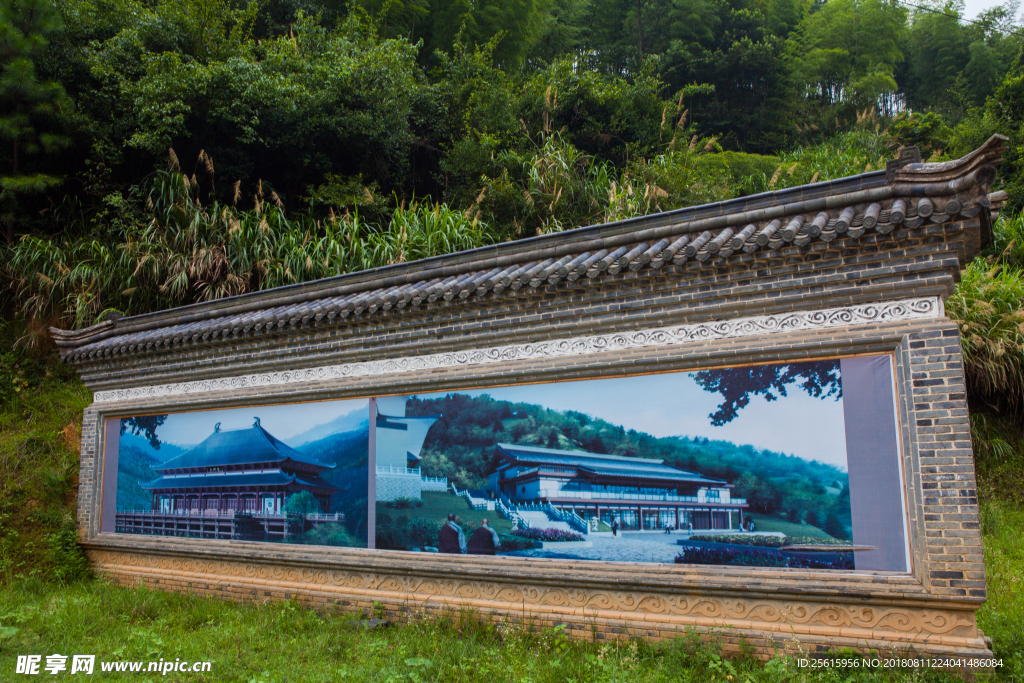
[67,209,991,637]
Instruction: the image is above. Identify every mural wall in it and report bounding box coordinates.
[108,356,909,571]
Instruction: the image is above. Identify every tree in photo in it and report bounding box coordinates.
[692,360,842,425]
[285,490,320,515]
[120,415,168,449]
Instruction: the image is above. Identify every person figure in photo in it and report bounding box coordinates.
[438,513,466,553]
[611,519,619,536]
[664,523,672,534]
[467,518,501,555]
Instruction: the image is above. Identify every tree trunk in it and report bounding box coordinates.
[636,0,643,57]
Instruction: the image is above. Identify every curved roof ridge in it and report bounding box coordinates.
[155,423,336,471]
[254,423,335,469]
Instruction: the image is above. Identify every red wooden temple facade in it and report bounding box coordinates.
[140,418,339,514]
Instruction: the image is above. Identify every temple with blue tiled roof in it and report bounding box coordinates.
[142,417,340,515]
[487,443,748,530]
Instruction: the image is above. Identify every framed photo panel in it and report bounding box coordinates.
[102,355,909,572]
[370,355,910,572]
[106,399,371,548]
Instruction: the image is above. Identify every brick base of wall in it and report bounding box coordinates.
[86,547,992,659]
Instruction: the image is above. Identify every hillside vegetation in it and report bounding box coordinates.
[1,0,1024,335]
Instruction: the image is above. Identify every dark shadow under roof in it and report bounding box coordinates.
[141,470,340,491]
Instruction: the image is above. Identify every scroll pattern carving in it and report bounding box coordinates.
[93,297,941,403]
[88,549,976,642]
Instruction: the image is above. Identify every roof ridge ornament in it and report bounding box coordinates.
[214,422,221,433]
[254,417,261,428]
[885,146,922,182]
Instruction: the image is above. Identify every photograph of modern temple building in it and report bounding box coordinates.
[381,360,859,566]
[115,399,371,547]
[486,443,747,531]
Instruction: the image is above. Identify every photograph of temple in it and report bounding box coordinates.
[377,362,854,564]
[486,443,748,531]
[115,400,371,546]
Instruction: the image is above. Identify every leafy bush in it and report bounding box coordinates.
[374,514,442,550]
[404,519,439,549]
[511,527,585,542]
[386,497,424,509]
[4,168,495,332]
[285,491,320,515]
[945,258,1024,416]
[693,534,853,548]
[675,545,854,570]
[496,534,539,551]
[299,523,358,548]
[44,517,91,584]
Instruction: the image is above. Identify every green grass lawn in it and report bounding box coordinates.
[977,500,1024,681]
[0,577,984,683]
[744,514,835,540]
[377,492,514,536]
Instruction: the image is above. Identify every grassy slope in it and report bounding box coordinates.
[0,346,91,581]
[978,501,1024,680]
[0,578,976,683]
[376,492,515,535]
[744,514,834,540]
[0,361,1021,680]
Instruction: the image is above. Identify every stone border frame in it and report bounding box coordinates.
[75,315,989,657]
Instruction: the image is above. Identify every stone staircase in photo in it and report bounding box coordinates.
[516,510,573,533]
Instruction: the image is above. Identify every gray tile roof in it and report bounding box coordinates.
[51,136,1007,362]
[155,423,334,471]
[493,443,725,485]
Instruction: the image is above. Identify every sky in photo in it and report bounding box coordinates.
[420,368,849,469]
[153,399,369,447]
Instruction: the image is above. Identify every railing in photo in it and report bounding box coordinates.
[376,466,422,476]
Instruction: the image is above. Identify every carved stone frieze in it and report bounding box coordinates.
[87,548,986,653]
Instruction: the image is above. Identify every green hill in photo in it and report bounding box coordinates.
[408,392,850,537]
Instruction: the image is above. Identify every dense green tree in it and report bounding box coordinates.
[0,0,70,240]
[692,360,843,426]
[787,0,908,109]
[120,415,168,449]
[285,490,320,514]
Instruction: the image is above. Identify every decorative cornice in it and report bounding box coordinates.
[92,297,942,404]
